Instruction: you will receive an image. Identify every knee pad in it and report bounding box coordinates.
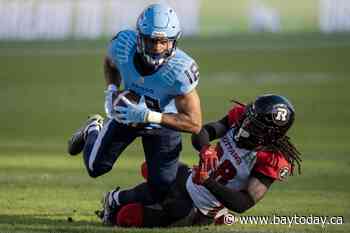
[116,203,144,227]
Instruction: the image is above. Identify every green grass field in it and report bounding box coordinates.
[1,33,350,233]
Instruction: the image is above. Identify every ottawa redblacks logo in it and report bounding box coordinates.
[279,167,290,180]
[272,104,290,126]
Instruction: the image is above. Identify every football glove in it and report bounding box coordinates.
[192,164,209,185]
[115,96,149,124]
[199,144,219,171]
[104,85,118,119]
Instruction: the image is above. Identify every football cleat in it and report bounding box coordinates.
[67,114,104,156]
[101,187,121,226]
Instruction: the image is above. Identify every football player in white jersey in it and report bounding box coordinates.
[97,94,302,227]
[66,4,202,225]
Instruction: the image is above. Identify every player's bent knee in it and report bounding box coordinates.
[87,163,112,178]
[87,169,100,178]
[116,203,144,227]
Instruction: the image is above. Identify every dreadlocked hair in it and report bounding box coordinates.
[269,135,302,175]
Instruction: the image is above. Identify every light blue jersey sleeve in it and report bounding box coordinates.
[168,51,200,96]
[174,61,199,95]
[106,30,137,69]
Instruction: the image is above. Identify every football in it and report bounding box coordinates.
[113,90,141,108]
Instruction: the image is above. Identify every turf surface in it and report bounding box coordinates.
[0,33,349,233]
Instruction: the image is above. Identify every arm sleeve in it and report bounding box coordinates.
[202,178,255,213]
[191,116,230,151]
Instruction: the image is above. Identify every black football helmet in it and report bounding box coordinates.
[234,94,295,149]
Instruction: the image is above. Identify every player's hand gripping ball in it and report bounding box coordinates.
[113,90,152,126]
[113,90,143,127]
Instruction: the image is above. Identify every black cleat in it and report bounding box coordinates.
[67,114,103,156]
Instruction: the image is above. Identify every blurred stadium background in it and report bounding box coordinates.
[0,0,349,233]
[1,0,350,38]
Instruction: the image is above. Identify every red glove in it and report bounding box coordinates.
[192,164,209,185]
[199,144,219,171]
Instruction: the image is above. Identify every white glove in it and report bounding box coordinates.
[104,84,118,118]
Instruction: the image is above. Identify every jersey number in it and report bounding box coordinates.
[184,62,199,84]
[211,160,237,185]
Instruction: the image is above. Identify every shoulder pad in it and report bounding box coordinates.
[108,30,137,65]
[161,56,190,86]
[254,151,292,181]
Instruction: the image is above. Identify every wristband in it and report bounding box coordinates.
[146,110,162,124]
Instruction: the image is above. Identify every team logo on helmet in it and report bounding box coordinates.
[272,104,290,126]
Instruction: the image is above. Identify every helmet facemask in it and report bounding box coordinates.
[234,104,283,150]
[136,33,179,69]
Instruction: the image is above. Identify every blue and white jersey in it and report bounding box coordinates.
[107,30,199,114]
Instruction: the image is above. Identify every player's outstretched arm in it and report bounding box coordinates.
[189,115,230,170]
[113,88,201,129]
[191,116,230,151]
[160,89,202,134]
